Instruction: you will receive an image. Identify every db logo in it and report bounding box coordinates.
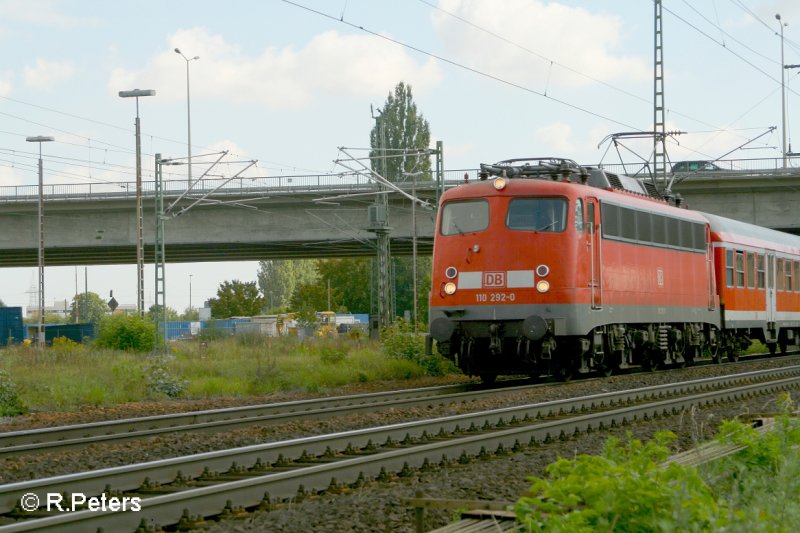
[483,272,506,287]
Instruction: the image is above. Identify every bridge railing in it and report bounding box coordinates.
[0,169,478,203]
[596,156,798,177]
[3,159,793,203]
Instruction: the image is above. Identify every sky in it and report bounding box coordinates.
[1,0,800,316]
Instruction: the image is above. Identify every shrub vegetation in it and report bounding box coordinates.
[0,331,458,412]
[516,393,800,531]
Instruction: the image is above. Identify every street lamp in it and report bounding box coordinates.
[174,48,199,187]
[776,14,788,168]
[189,274,193,312]
[26,135,54,348]
[119,89,156,316]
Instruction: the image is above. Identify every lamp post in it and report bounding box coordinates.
[26,135,54,348]
[189,274,193,312]
[174,48,199,187]
[119,89,156,316]
[776,14,788,168]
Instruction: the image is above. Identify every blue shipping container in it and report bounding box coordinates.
[0,307,24,346]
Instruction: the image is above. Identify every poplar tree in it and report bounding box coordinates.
[369,82,432,182]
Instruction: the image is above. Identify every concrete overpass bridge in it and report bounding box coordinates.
[1,159,799,268]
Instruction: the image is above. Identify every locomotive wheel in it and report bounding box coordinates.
[555,365,574,382]
[480,373,497,385]
[641,349,659,372]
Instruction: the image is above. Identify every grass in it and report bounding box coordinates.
[0,333,450,413]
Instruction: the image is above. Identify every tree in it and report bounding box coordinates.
[179,307,199,321]
[393,255,432,324]
[290,282,343,326]
[316,258,371,314]
[257,259,318,310]
[147,304,179,321]
[71,292,109,324]
[0,299,5,307]
[368,82,434,325]
[370,82,432,183]
[208,280,265,318]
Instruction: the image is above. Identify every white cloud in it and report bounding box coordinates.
[0,166,23,187]
[109,27,442,109]
[0,0,94,28]
[431,0,648,89]
[23,59,76,90]
[535,122,575,153]
[0,71,12,96]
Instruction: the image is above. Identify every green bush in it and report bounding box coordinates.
[95,314,155,352]
[144,357,188,398]
[516,431,726,532]
[381,319,453,375]
[0,369,27,416]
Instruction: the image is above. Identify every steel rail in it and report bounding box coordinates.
[1,365,798,531]
[0,381,487,455]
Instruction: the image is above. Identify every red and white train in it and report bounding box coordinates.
[426,158,800,382]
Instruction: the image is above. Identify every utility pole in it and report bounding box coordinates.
[368,108,392,331]
[653,0,668,187]
[777,15,788,167]
[786,63,800,156]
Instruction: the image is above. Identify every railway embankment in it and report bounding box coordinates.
[0,355,798,531]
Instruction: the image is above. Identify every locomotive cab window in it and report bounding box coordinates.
[506,198,567,232]
[440,199,489,236]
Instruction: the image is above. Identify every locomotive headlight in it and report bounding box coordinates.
[493,177,507,190]
[445,266,458,279]
[444,282,457,295]
[536,280,550,293]
[536,264,550,277]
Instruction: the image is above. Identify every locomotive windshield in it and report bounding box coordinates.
[441,199,489,235]
[506,198,567,232]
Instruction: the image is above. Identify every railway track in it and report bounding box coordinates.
[1,353,794,457]
[1,364,798,532]
[0,378,543,457]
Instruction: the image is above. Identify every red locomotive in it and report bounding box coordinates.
[426,158,800,382]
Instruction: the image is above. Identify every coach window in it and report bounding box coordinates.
[795,261,800,292]
[506,198,567,232]
[787,260,794,292]
[735,251,745,287]
[746,252,755,289]
[441,199,489,236]
[777,259,785,291]
[726,249,734,287]
[574,199,584,232]
[757,254,765,289]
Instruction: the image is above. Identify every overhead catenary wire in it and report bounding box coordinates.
[280,0,644,132]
